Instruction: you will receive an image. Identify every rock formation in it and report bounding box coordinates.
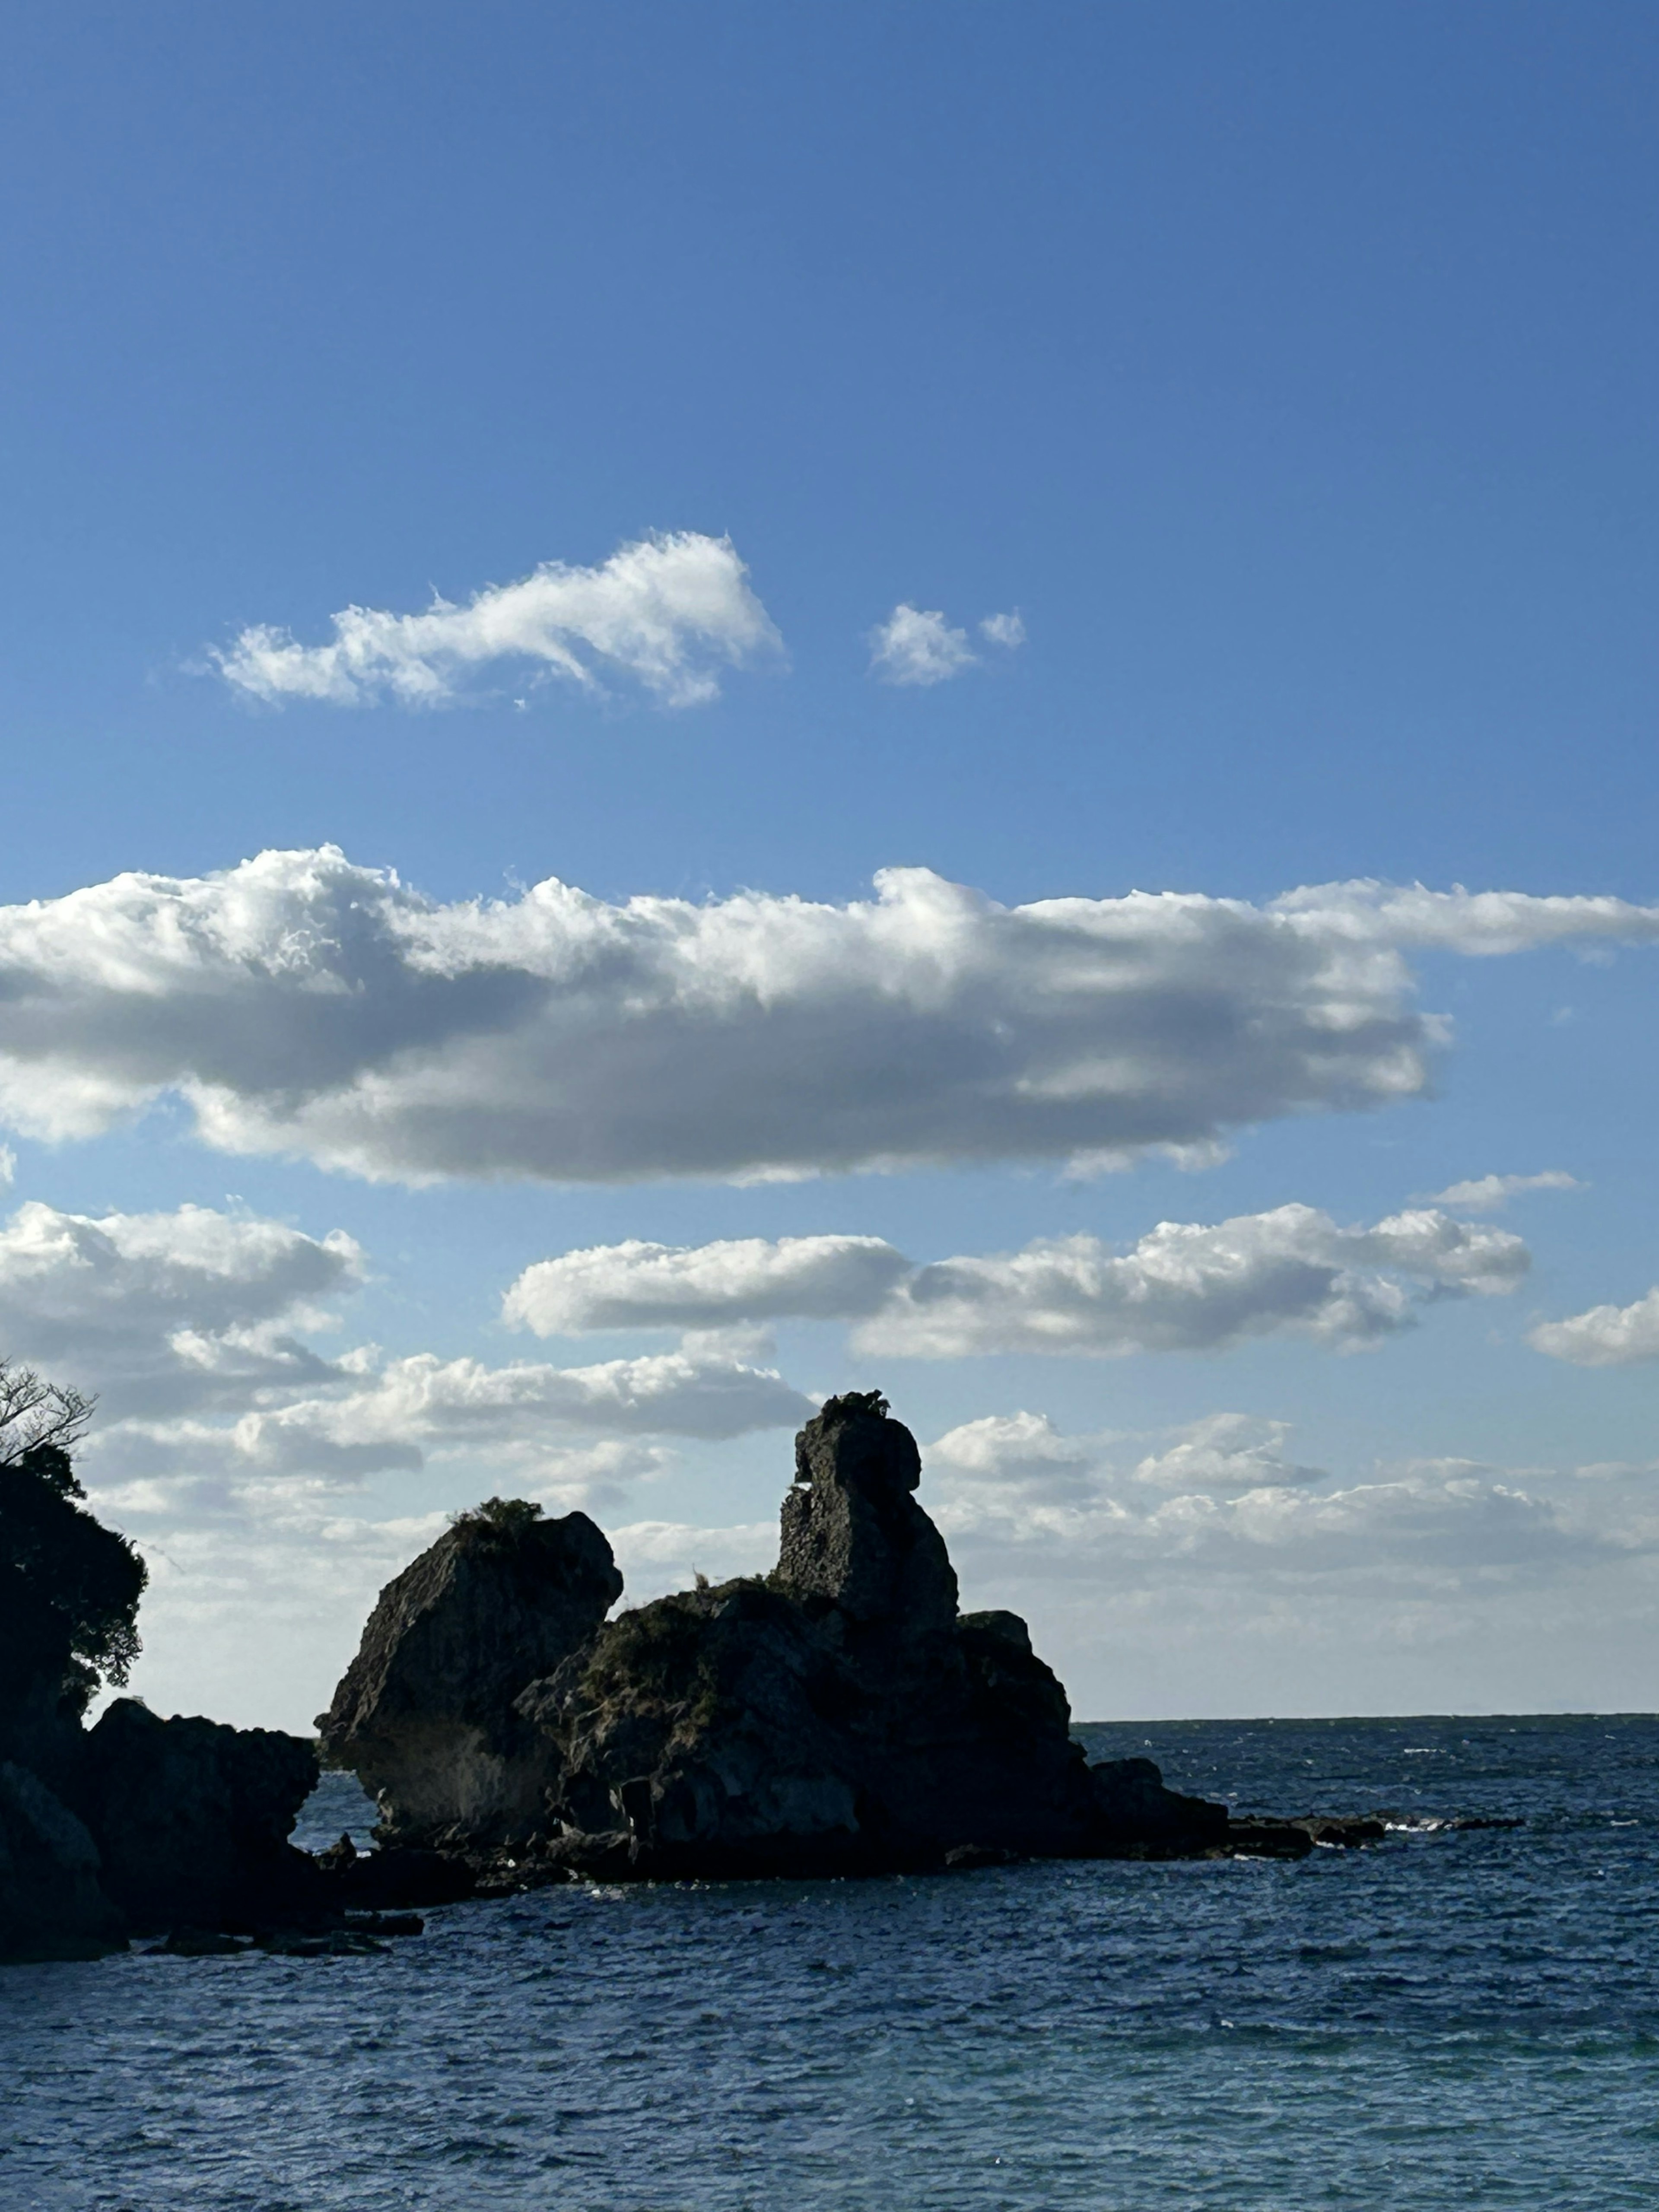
[316,1497,623,1846]
[0,1761,126,1960]
[327,1393,1227,1878]
[1,1427,319,1957]
[66,1701,320,1931]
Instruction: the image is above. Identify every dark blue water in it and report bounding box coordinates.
[4,1715,1657,2210]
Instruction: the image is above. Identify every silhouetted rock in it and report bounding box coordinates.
[315,1393,1396,1883]
[517,1394,1227,1874]
[0,1760,126,1959]
[775,1392,957,1628]
[316,1499,622,1847]
[70,1700,319,1932]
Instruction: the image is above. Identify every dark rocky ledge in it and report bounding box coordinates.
[318,1391,1391,1890]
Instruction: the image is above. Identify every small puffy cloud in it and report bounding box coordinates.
[1423,1170,1584,1212]
[978,611,1025,650]
[212,532,781,710]
[1131,1411,1325,1491]
[1529,1288,1659,1368]
[504,1233,912,1335]
[858,1204,1529,1359]
[927,1409,1109,1510]
[4,851,1659,1184]
[869,604,976,685]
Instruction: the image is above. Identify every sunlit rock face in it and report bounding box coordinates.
[316,1504,623,1847]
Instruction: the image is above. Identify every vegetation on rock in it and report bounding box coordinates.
[0,1361,146,1721]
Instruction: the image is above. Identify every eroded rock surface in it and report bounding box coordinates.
[317,1500,622,1846]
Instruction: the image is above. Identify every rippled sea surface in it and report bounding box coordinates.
[4,1714,1658,2210]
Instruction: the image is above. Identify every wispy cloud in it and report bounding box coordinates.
[1423,1170,1584,1212]
[978,610,1025,649]
[211,531,782,709]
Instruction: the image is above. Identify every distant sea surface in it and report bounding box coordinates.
[5,1715,1658,2210]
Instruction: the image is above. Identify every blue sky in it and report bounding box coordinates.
[3,3,1658,1726]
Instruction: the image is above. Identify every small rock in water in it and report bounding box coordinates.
[148,1926,249,1956]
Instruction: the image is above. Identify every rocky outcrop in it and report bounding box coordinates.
[67,1700,320,1932]
[317,1500,623,1846]
[0,1761,126,1960]
[2,1430,324,1956]
[530,1395,1224,1873]
[324,1392,1226,1878]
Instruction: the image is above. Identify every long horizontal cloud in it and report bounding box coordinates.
[114,1347,814,1487]
[213,532,781,708]
[1422,1170,1583,1212]
[505,1233,912,1334]
[3,851,1659,1183]
[861,1205,1528,1357]
[924,1410,1627,1581]
[505,1204,1527,1356]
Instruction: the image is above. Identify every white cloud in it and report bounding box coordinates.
[857,1204,1528,1359]
[3,851,1659,1184]
[1529,1288,1659,1368]
[0,1198,362,1417]
[607,1517,779,1605]
[922,1410,1627,1584]
[1131,1411,1326,1491]
[506,1206,1525,1361]
[979,611,1025,649]
[0,1195,810,1517]
[1422,1170,1584,1212]
[869,604,976,685]
[504,1233,911,1335]
[95,1343,813,1498]
[212,532,781,709]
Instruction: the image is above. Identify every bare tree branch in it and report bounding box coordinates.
[0,1357,95,1468]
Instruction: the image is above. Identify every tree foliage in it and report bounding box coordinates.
[0,1361,146,1719]
[450,1495,546,1545]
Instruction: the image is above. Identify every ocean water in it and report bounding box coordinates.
[3,1714,1658,2211]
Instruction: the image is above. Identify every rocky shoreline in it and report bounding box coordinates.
[4,1392,1423,1961]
